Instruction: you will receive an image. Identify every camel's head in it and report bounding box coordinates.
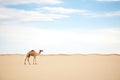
[40,50,43,52]
[38,50,43,55]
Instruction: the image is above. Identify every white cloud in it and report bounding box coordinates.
[40,7,87,14]
[0,7,69,24]
[0,26,75,53]
[83,11,120,18]
[105,11,120,16]
[39,7,120,18]
[0,0,62,5]
[97,0,120,1]
[0,7,120,25]
[0,26,120,53]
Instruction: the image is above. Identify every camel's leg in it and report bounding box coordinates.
[27,56,30,65]
[24,57,27,64]
[34,56,37,64]
[33,57,35,64]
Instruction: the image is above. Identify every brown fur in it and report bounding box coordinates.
[24,50,43,64]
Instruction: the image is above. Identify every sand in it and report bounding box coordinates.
[0,54,120,80]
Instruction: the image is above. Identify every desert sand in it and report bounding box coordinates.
[0,54,120,80]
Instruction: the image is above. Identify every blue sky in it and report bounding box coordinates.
[0,0,120,54]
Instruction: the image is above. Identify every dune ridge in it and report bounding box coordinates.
[0,53,120,56]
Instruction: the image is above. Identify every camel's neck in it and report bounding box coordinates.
[38,50,41,55]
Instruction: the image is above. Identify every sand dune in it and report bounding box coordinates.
[0,54,120,80]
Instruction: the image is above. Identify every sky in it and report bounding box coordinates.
[0,0,120,54]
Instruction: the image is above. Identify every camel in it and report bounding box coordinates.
[24,50,43,65]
